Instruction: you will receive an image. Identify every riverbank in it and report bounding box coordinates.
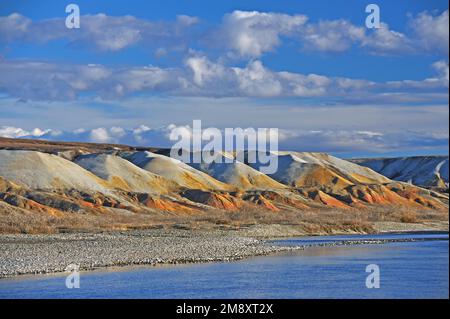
[235,220,449,238]
[1,225,448,278]
[0,229,299,278]
[1,232,447,299]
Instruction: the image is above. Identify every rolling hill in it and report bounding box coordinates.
[74,153,180,194]
[0,138,448,233]
[0,150,109,192]
[247,151,391,188]
[188,152,286,190]
[120,151,231,191]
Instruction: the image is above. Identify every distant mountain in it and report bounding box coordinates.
[352,156,449,188]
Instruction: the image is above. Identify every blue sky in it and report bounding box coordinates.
[0,0,448,157]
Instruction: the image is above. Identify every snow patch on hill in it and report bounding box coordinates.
[352,156,449,188]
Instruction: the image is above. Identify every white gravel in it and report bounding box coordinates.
[0,229,297,278]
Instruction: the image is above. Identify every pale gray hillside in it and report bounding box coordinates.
[187,152,286,190]
[247,151,391,188]
[0,150,109,192]
[74,153,180,194]
[352,156,449,188]
[120,151,231,191]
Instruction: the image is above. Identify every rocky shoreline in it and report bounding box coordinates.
[0,229,447,278]
[0,229,300,278]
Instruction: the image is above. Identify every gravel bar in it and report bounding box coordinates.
[1,230,446,278]
[0,229,300,278]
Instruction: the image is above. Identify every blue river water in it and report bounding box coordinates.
[0,233,448,299]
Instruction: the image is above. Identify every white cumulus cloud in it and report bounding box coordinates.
[213,10,307,57]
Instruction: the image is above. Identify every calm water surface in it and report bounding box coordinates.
[0,233,448,299]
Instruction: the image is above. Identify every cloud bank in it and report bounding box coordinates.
[1,124,447,156]
[0,57,447,101]
[0,13,199,52]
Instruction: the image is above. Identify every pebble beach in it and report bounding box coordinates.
[0,229,296,278]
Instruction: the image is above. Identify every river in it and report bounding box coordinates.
[0,233,448,299]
